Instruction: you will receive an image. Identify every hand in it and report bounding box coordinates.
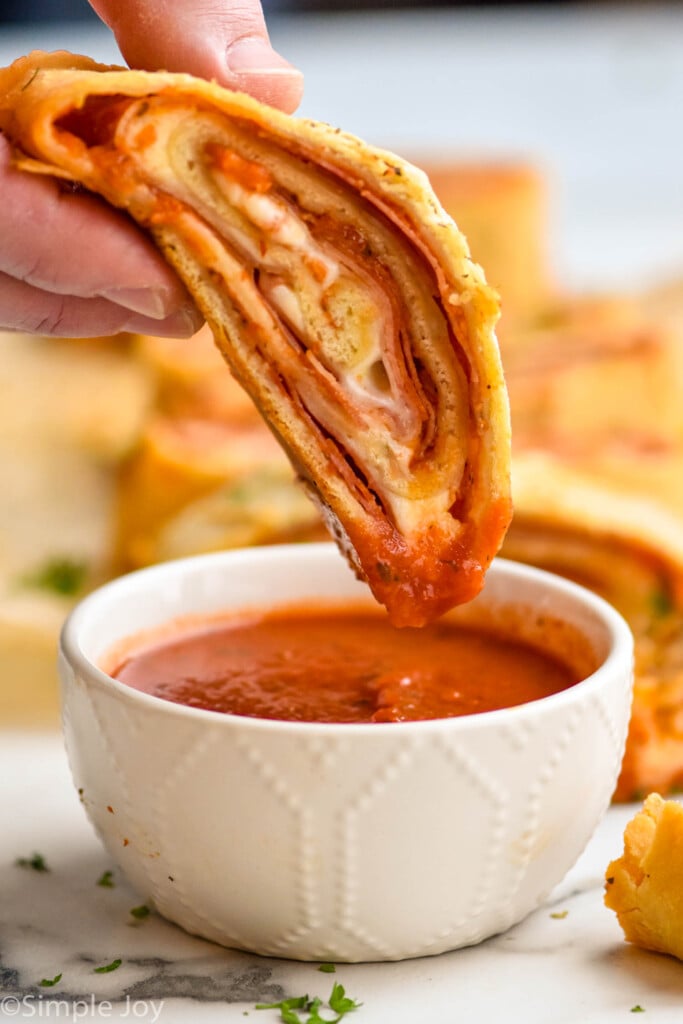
[90,0,304,114]
[0,0,303,338]
[0,136,202,337]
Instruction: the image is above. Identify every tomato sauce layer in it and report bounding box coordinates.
[111,604,582,724]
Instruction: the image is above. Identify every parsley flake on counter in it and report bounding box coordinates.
[318,964,336,973]
[15,852,49,872]
[256,981,361,1022]
[631,1007,645,1014]
[21,557,88,597]
[129,904,151,920]
[550,910,569,919]
[39,973,62,987]
[97,870,115,888]
[256,995,308,1013]
[329,983,361,1016]
[93,958,122,974]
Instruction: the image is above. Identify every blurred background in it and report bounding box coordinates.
[1,2,683,800]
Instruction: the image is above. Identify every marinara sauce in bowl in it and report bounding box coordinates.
[59,543,633,962]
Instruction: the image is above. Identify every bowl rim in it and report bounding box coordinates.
[59,543,634,736]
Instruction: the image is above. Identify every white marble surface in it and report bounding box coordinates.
[1,731,683,1023]
[2,5,683,1020]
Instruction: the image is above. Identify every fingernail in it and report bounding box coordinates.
[101,286,173,319]
[125,304,203,338]
[226,35,300,77]
[157,305,204,338]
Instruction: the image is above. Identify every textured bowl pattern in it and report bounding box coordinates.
[60,545,633,962]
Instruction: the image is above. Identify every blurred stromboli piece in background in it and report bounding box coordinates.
[416,161,554,326]
[0,331,153,725]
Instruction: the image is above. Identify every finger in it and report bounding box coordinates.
[0,271,203,338]
[90,0,304,113]
[0,134,191,318]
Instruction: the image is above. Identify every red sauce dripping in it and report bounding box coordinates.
[112,604,582,724]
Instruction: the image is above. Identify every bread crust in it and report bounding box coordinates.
[605,793,683,960]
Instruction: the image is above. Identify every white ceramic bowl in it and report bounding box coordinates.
[59,543,633,962]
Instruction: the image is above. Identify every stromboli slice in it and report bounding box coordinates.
[0,51,512,625]
[504,451,683,801]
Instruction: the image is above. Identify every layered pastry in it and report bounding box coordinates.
[605,793,683,961]
[502,294,683,458]
[114,413,323,570]
[500,281,683,799]
[505,453,683,801]
[0,51,512,626]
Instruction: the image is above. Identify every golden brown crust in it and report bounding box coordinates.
[0,50,512,625]
[605,793,683,960]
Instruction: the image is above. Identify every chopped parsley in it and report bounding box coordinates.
[318,964,336,973]
[329,984,360,1016]
[257,996,308,1012]
[129,904,151,920]
[93,958,122,974]
[15,852,49,872]
[631,1008,645,1014]
[256,982,361,1022]
[39,973,62,987]
[21,557,88,596]
[97,870,115,888]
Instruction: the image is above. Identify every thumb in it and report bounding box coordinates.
[90,0,304,113]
